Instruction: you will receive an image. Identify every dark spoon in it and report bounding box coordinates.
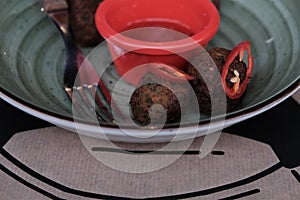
[41,0,114,123]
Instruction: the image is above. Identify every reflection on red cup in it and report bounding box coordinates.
[95,0,220,85]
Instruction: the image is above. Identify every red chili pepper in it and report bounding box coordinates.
[221,41,254,99]
[147,63,194,83]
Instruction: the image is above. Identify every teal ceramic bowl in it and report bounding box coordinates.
[0,0,299,142]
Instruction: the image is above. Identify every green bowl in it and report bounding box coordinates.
[0,0,299,142]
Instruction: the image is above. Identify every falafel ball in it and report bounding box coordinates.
[187,47,247,114]
[67,0,104,47]
[212,0,221,10]
[129,72,191,126]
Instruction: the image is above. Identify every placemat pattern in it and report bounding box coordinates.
[1,127,299,199]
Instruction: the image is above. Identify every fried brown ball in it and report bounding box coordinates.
[67,0,104,47]
[186,47,247,114]
[129,73,191,126]
[212,0,221,10]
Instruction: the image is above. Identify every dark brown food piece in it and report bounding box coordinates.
[212,0,221,10]
[187,47,247,114]
[129,73,191,126]
[67,0,104,47]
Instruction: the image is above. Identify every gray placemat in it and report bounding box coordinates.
[1,127,299,199]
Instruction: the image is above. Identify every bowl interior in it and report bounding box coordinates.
[0,0,299,127]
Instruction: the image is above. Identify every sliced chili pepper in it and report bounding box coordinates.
[221,41,254,99]
[147,63,194,83]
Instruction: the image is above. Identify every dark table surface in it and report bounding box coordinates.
[1,96,299,169]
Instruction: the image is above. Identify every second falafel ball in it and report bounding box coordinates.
[187,47,247,114]
[67,0,104,47]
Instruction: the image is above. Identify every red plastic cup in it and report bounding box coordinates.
[95,0,220,85]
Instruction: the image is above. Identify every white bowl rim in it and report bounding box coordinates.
[0,79,299,143]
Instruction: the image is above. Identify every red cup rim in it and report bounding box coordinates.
[95,0,220,55]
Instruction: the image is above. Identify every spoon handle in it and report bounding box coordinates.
[41,0,69,35]
[41,0,78,88]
